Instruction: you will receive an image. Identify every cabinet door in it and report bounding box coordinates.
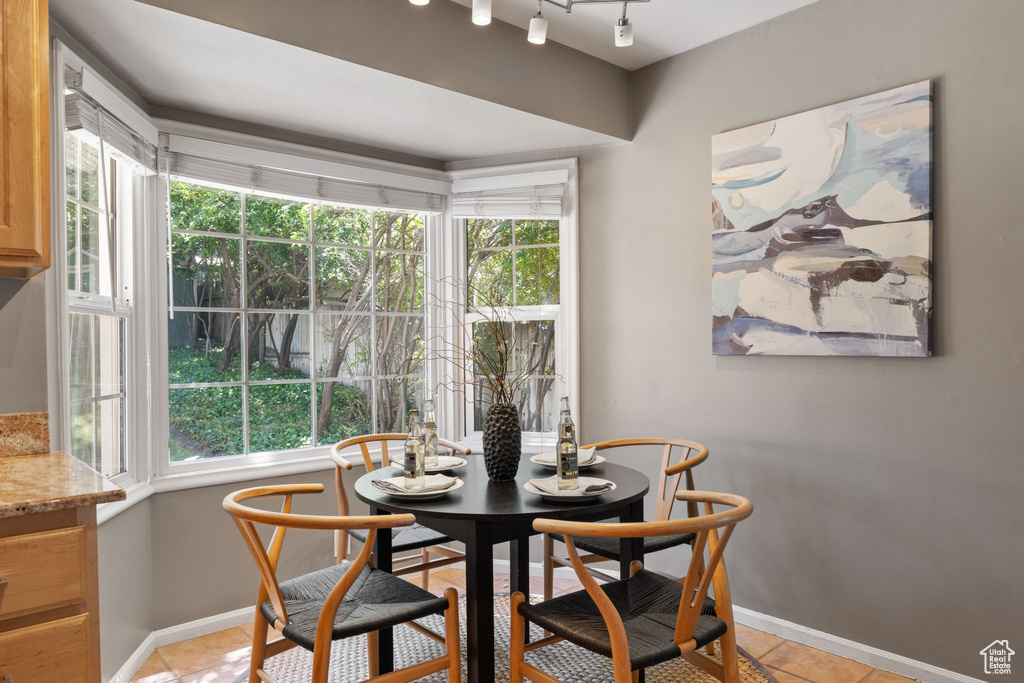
[0,614,90,683]
[0,0,50,278]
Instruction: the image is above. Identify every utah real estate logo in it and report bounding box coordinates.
[980,640,1014,675]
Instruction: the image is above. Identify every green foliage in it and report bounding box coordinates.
[168,345,371,460]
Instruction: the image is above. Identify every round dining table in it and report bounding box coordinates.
[355,453,650,683]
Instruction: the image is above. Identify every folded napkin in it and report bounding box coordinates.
[428,456,465,470]
[528,475,613,496]
[372,474,458,494]
[534,447,597,466]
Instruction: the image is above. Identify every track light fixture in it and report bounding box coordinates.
[472,0,492,25]
[528,1,548,44]
[413,0,649,46]
[615,4,633,47]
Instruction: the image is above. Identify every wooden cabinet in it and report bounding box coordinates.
[0,0,50,278]
[0,508,100,683]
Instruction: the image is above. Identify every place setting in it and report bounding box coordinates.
[530,445,605,470]
[523,475,616,502]
[371,472,464,500]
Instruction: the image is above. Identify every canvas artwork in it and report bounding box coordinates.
[711,81,932,356]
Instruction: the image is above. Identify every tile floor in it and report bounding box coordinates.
[130,568,916,683]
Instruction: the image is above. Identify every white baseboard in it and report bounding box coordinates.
[106,606,254,683]
[731,606,984,683]
[108,562,982,683]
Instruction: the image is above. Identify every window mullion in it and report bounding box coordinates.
[241,192,250,456]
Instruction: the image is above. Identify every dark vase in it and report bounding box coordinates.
[482,404,522,481]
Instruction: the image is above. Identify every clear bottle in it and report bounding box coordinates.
[404,409,425,490]
[423,399,439,468]
[557,397,579,491]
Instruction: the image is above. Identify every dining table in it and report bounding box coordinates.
[354,453,651,683]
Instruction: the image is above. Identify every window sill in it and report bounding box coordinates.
[97,479,156,525]
[97,453,358,524]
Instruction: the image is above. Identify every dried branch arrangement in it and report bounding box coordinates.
[425,276,554,408]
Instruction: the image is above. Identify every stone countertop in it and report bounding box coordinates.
[0,452,126,518]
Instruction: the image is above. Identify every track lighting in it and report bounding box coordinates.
[457,0,647,47]
[615,18,633,47]
[472,0,492,25]
[528,1,548,44]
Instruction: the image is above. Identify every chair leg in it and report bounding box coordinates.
[422,547,431,589]
[510,591,526,683]
[311,632,332,683]
[444,587,462,682]
[720,627,741,683]
[543,535,554,601]
[367,630,379,678]
[248,609,270,683]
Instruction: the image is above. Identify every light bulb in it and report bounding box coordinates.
[410,0,429,5]
[528,14,548,44]
[472,0,492,25]
[615,18,633,47]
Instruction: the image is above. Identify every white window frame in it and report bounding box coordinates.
[150,131,451,488]
[444,159,580,453]
[47,40,160,500]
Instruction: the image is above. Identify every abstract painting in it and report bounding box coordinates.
[711,81,932,356]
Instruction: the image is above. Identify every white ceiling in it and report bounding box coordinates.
[51,0,819,163]
[451,0,820,70]
[51,0,625,163]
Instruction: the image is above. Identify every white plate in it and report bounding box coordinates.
[524,476,616,503]
[530,453,606,470]
[388,455,469,473]
[426,456,468,473]
[373,477,464,500]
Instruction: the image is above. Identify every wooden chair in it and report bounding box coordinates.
[543,438,710,600]
[330,434,471,588]
[224,483,461,683]
[511,491,752,683]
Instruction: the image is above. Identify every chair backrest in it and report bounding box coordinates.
[223,484,416,629]
[330,433,472,472]
[533,490,751,649]
[329,433,472,518]
[583,438,709,521]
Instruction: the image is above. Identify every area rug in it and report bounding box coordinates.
[236,595,777,683]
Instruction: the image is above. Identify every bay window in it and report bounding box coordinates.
[51,46,577,497]
[167,180,427,462]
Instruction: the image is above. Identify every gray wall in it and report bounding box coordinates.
[0,278,48,413]
[150,470,347,629]
[97,500,155,682]
[570,0,1023,677]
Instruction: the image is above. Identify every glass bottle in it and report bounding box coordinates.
[557,397,579,491]
[423,399,439,468]
[404,409,425,490]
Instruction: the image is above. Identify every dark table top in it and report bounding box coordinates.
[354,454,650,522]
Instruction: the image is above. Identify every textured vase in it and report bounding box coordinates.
[482,404,522,481]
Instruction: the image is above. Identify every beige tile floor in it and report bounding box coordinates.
[130,568,916,683]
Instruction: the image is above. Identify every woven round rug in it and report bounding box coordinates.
[236,595,777,683]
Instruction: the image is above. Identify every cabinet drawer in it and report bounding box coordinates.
[0,613,89,683]
[0,527,85,618]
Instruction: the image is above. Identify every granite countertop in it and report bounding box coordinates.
[0,452,126,518]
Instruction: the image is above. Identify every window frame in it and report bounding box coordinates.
[444,160,580,452]
[162,182,434,473]
[47,41,161,491]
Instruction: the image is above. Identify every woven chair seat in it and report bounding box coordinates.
[260,562,449,652]
[347,523,453,553]
[519,569,726,670]
[547,531,696,561]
